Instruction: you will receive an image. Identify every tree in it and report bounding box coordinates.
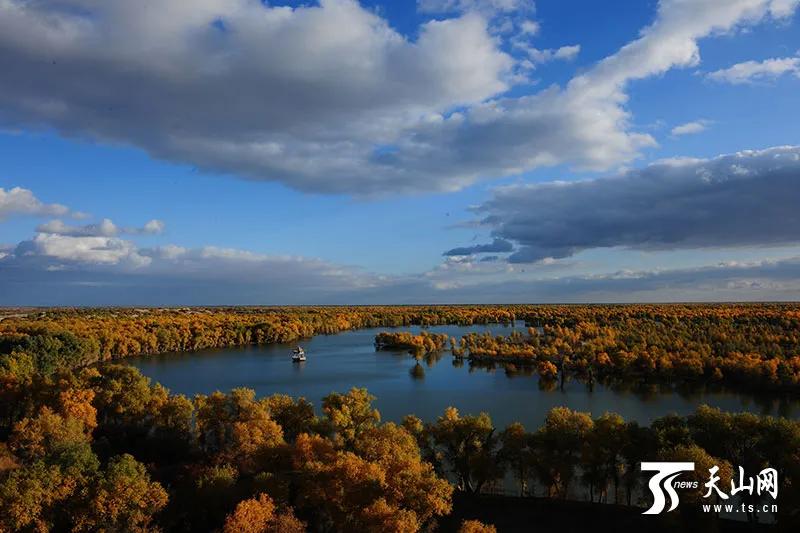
[263,394,318,442]
[0,461,73,532]
[322,388,380,447]
[291,434,386,530]
[222,492,304,533]
[659,445,732,529]
[359,498,419,533]
[86,364,158,427]
[9,407,96,472]
[354,423,452,525]
[195,388,284,472]
[651,413,692,449]
[531,407,593,498]
[427,407,502,493]
[72,453,168,532]
[459,519,498,533]
[194,463,241,529]
[583,412,625,502]
[620,422,659,506]
[56,388,97,433]
[498,422,531,496]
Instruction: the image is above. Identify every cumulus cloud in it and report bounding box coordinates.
[36,218,117,237]
[462,145,800,263]
[0,186,69,220]
[670,119,712,136]
[0,0,512,194]
[443,238,513,256]
[707,55,800,84]
[0,0,794,194]
[14,233,151,267]
[519,44,581,64]
[417,0,534,16]
[140,219,166,235]
[35,218,165,236]
[518,19,540,35]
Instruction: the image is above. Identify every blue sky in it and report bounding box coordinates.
[1,0,799,305]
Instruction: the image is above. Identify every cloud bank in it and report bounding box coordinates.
[3,176,800,305]
[35,218,164,237]
[443,238,513,256]
[463,145,800,263]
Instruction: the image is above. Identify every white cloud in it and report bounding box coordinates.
[707,56,800,84]
[519,19,539,35]
[0,0,796,195]
[35,217,165,236]
[521,44,581,64]
[417,0,534,16]
[0,186,69,220]
[16,233,151,267]
[670,119,712,136]
[0,0,513,194]
[130,219,165,235]
[36,218,118,237]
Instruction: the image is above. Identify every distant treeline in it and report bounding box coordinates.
[1,363,798,531]
[3,304,800,391]
[0,306,518,376]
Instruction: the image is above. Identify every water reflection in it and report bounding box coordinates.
[409,363,426,380]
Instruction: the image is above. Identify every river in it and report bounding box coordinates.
[127,322,800,429]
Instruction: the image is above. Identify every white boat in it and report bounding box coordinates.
[291,347,306,362]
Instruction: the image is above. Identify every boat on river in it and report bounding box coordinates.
[291,347,306,362]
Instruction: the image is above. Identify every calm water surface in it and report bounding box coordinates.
[128,322,800,428]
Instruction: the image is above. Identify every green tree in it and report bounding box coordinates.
[531,407,593,498]
[427,407,502,494]
[498,422,532,496]
[72,454,168,532]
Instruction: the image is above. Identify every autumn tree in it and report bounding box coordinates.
[498,422,533,496]
[582,412,625,502]
[263,394,318,442]
[0,461,74,531]
[222,492,304,533]
[459,519,498,533]
[195,388,284,472]
[72,453,168,532]
[531,407,593,498]
[354,423,452,525]
[427,407,502,494]
[322,388,380,447]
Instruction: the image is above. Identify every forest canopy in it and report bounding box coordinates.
[2,305,800,530]
[1,362,798,531]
